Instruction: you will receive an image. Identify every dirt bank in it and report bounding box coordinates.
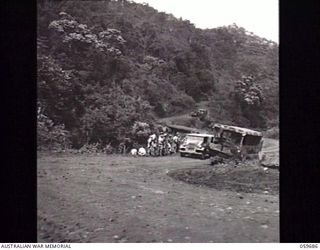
[168,161,278,195]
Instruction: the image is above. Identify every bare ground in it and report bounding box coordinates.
[37,139,279,243]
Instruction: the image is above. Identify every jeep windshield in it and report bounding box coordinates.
[185,135,205,144]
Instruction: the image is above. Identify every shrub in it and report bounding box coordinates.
[37,106,71,151]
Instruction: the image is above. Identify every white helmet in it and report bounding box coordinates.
[130,148,138,155]
[138,147,146,156]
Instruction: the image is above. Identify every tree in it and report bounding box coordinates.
[131,121,152,145]
[232,75,266,128]
[37,54,84,129]
[37,102,71,150]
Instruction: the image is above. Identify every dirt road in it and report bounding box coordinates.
[38,141,279,243]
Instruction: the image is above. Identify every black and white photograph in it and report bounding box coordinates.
[37,0,279,243]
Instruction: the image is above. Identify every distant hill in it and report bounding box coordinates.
[37,0,278,150]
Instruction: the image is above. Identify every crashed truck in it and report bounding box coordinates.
[205,124,264,165]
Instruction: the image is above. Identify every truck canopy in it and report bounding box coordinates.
[213,123,262,137]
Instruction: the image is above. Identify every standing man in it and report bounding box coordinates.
[147,133,157,156]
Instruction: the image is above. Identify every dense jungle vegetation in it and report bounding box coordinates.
[37,0,278,151]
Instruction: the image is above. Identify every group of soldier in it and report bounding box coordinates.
[146,132,181,156]
[130,132,183,157]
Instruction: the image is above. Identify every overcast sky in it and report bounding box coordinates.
[132,0,279,43]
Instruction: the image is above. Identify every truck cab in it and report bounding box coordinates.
[190,109,208,119]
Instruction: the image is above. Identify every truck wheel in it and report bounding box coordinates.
[180,153,186,157]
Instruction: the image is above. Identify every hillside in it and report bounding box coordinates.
[37,0,278,150]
